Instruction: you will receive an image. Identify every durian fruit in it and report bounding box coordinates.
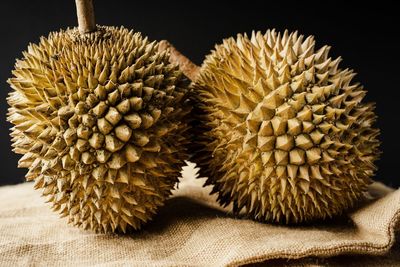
[191,30,380,224]
[7,1,191,233]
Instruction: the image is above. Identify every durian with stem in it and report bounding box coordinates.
[163,30,380,224]
[7,0,192,233]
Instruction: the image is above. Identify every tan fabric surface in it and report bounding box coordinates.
[0,162,399,266]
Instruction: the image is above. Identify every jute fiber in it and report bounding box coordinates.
[0,163,399,266]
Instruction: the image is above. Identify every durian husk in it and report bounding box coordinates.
[7,26,192,233]
[191,30,380,224]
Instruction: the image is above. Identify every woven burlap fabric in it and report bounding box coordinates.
[0,163,399,266]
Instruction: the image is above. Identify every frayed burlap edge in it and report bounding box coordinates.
[228,197,400,267]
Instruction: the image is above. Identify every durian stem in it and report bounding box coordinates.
[159,40,200,81]
[75,0,96,34]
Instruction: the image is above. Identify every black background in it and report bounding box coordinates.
[0,1,398,187]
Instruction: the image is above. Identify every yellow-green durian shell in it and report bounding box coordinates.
[7,26,192,233]
[192,29,380,224]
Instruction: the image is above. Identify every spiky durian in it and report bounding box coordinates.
[192,30,380,224]
[7,26,191,233]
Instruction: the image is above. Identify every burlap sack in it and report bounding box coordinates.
[0,163,399,266]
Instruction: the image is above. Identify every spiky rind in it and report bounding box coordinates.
[7,26,191,233]
[192,30,380,224]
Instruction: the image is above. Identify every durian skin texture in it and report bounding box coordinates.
[192,30,380,224]
[7,26,191,233]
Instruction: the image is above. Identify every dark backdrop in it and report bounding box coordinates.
[0,1,398,187]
